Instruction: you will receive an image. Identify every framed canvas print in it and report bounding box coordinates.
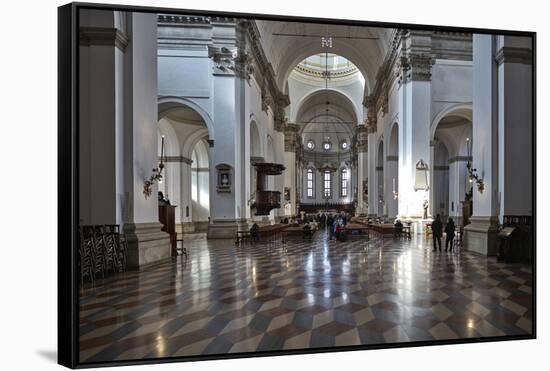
[58,2,536,368]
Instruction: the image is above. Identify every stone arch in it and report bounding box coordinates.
[293,88,360,126]
[430,103,472,143]
[277,49,374,96]
[158,96,215,138]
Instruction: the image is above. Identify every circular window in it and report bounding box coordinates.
[306,140,315,150]
[340,141,348,150]
[323,141,332,151]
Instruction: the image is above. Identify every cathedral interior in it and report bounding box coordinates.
[76,8,534,363]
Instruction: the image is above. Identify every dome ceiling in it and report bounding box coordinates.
[255,20,395,93]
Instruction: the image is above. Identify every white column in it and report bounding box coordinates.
[496,36,533,220]
[401,77,432,219]
[367,130,377,215]
[464,34,499,256]
[124,12,171,268]
[283,125,297,217]
[207,43,247,238]
[357,152,367,213]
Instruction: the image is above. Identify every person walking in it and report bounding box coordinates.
[445,217,456,252]
[431,214,443,252]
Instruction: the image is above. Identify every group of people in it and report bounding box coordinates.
[261,210,458,252]
[430,214,456,252]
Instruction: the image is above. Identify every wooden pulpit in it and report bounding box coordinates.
[159,205,177,256]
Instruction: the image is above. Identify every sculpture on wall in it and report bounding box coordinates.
[216,163,232,193]
[414,159,430,191]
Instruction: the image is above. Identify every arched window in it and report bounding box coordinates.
[307,168,315,198]
[323,170,332,198]
[340,168,348,197]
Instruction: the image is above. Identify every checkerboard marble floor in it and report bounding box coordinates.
[79,231,533,363]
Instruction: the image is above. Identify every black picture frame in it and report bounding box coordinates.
[58,2,537,368]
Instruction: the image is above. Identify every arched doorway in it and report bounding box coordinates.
[157,99,213,234]
[191,139,210,230]
[431,105,473,226]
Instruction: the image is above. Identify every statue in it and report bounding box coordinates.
[422,199,429,219]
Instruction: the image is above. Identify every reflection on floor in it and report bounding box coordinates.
[79,231,533,363]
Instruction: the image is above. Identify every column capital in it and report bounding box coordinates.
[495,46,533,65]
[274,94,291,132]
[284,123,298,152]
[356,125,369,153]
[401,53,434,82]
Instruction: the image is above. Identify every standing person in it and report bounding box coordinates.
[431,214,443,252]
[445,218,456,252]
[327,214,334,240]
[250,223,260,243]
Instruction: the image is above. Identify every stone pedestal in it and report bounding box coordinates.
[464,216,499,256]
[124,222,172,270]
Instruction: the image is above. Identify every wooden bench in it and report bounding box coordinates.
[235,230,252,245]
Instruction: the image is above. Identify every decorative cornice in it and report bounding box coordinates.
[159,156,193,164]
[79,27,129,52]
[495,46,532,65]
[239,20,289,124]
[157,15,236,24]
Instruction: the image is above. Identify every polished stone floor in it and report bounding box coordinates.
[79,230,533,363]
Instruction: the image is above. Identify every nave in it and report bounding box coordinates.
[79,231,532,362]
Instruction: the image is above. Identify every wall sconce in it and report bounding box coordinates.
[465,138,484,193]
[143,136,166,198]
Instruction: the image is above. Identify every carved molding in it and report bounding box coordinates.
[159,156,193,164]
[235,52,255,81]
[79,27,129,52]
[495,46,532,65]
